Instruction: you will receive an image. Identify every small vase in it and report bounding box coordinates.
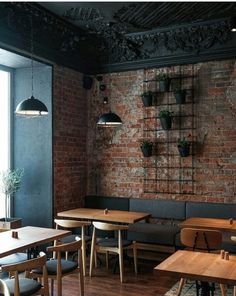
[159,79,170,92]
[178,145,190,157]
[174,90,186,104]
[160,116,172,130]
[141,94,152,107]
[141,146,153,157]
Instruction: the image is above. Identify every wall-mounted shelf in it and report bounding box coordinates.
[142,66,196,196]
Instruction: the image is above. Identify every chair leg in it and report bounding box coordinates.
[220,284,226,296]
[89,229,96,277]
[78,250,84,296]
[133,243,138,274]
[57,277,62,296]
[50,279,54,296]
[106,252,109,269]
[82,241,86,276]
[65,251,68,260]
[177,278,186,296]
[94,251,98,268]
[119,249,124,283]
[234,286,236,296]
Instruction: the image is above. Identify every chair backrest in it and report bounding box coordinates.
[47,238,82,253]
[180,228,222,251]
[92,221,128,232]
[54,219,90,229]
[0,252,47,274]
[0,253,48,296]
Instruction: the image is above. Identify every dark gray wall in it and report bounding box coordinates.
[13,65,52,227]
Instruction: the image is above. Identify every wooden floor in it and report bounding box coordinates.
[54,255,178,296]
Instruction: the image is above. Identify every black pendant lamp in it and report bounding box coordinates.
[15,16,48,117]
[97,23,122,127]
[97,111,122,126]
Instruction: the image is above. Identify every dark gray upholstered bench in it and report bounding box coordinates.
[84,196,236,254]
[127,199,186,253]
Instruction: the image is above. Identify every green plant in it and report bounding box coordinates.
[178,137,190,148]
[140,140,153,148]
[155,73,169,82]
[159,110,173,118]
[141,91,152,97]
[1,169,24,195]
[1,168,24,221]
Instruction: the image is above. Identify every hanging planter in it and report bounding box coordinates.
[156,73,170,92]
[141,91,153,107]
[159,110,173,130]
[140,140,153,157]
[177,138,191,157]
[174,88,186,104]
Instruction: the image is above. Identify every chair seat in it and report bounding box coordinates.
[97,238,132,248]
[33,259,78,275]
[0,278,42,296]
[60,234,91,244]
[0,253,28,266]
[0,272,9,280]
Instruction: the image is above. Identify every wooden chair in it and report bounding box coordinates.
[30,238,84,296]
[177,228,225,296]
[89,221,137,283]
[0,253,49,296]
[54,219,91,276]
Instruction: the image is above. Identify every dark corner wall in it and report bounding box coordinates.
[13,65,53,227]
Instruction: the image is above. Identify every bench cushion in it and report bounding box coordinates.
[85,195,129,211]
[127,223,180,246]
[186,202,236,219]
[129,199,186,220]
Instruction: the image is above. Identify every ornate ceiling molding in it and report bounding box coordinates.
[0,2,234,74]
[127,19,231,56]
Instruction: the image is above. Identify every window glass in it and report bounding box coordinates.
[0,69,10,218]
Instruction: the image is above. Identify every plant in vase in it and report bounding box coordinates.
[177,137,191,157]
[173,85,186,104]
[140,140,153,157]
[159,110,173,130]
[155,73,170,92]
[141,91,153,107]
[0,168,24,222]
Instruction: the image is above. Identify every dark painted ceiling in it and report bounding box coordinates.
[1,2,235,73]
[39,2,236,33]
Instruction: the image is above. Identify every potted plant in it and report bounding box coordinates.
[177,137,191,157]
[0,168,24,225]
[173,85,186,104]
[156,73,170,92]
[141,91,153,107]
[159,110,173,130]
[140,140,153,157]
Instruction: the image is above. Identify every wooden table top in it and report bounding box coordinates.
[0,226,71,258]
[155,250,236,286]
[57,208,151,224]
[179,217,236,232]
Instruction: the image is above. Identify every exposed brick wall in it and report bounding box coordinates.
[87,60,236,203]
[53,65,87,214]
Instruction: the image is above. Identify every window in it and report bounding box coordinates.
[0,68,11,218]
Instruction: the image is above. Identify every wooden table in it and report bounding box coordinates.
[179,217,236,233]
[0,226,71,258]
[57,208,150,224]
[155,250,236,286]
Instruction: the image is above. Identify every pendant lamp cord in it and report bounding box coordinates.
[30,15,34,98]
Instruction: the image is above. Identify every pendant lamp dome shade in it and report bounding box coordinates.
[15,95,48,117]
[97,111,122,126]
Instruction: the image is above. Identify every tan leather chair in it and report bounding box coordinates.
[89,221,137,283]
[54,218,91,276]
[0,253,49,296]
[177,228,225,296]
